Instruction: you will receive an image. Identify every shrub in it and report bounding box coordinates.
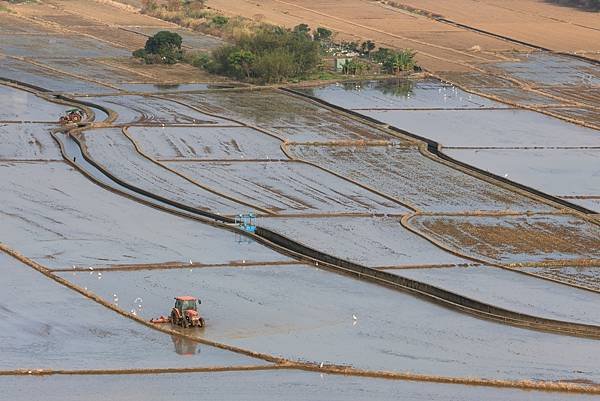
[132,48,147,59]
[184,52,211,68]
[211,15,229,27]
[143,53,164,64]
[313,27,332,43]
[200,24,321,83]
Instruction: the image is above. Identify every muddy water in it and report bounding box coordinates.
[493,53,600,87]
[394,265,600,325]
[258,216,467,267]
[0,58,114,94]
[0,160,290,269]
[0,34,130,58]
[0,124,62,160]
[166,161,408,215]
[2,370,597,401]
[76,95,234,125]
[0,252,265,370]
[288,144,552,212]
[359,108,600,148]
[523,265,600,292]
[446,148,600,199]
[59,265,600,382]
[0,85,68,122]
[82,128,246,214]
[127,126,286,160]
[409,213,600,264]
[174,91,401,142]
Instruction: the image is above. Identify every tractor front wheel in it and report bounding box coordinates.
[199,317,205,327]
[182,317,189,328]
[171,311,178,326]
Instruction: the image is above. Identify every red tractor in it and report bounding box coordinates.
[59,109,84,125]
[171,296,205,328]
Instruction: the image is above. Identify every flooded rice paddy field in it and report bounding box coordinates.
[127,126,286,160]
[0,124,61,160]
[58,264,600,382]
[297,79,507,110]
[34,58,152,84]
[0,161,288,269]
[288,144,551,212]
[0,253,264,370]
[2,9,600,394]
[5,371,593,401]
[172,91,408,143]
[446,148,600,199]
[81,128,245,214]
[0,58,114,94]
[571,198,600,212]
[394,265,600,325]
[522,265,600,292]
[165,161,407,215]
[258,216,469,267]
[408,214,600,264]
[492,53,600,87]
[0,85,69,122]
[0,34,130,59]
[361,108,600,148]
[76,95,233,125]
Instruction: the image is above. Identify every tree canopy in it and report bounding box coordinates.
[134,30,184,64]
[201,24,321,82]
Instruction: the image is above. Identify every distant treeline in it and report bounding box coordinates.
[546,0,600,10]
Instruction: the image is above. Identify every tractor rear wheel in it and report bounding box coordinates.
[171,311,178,326]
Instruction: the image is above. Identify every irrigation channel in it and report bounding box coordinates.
[43,86,600,340]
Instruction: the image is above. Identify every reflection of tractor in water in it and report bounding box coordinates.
[59,109,84,125]
[171,335,199,355]
[170,296,205,328]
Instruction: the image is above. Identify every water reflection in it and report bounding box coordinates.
[171,335,199,356]
[336,79,414,98]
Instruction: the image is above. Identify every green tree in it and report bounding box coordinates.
[199,24,320,83]
[372,47,393,63]
[342,59,369,75]
[136,31,183,64]
[145,31,182,53]
[381,49,417,74]
[293,23,310,36]
[360,40,376,57]
[227,49,256,78]
[313,27,332,43]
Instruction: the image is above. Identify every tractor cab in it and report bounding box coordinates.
[235,212,256,233]
[171,296,204,328]
[174,296,199,313]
